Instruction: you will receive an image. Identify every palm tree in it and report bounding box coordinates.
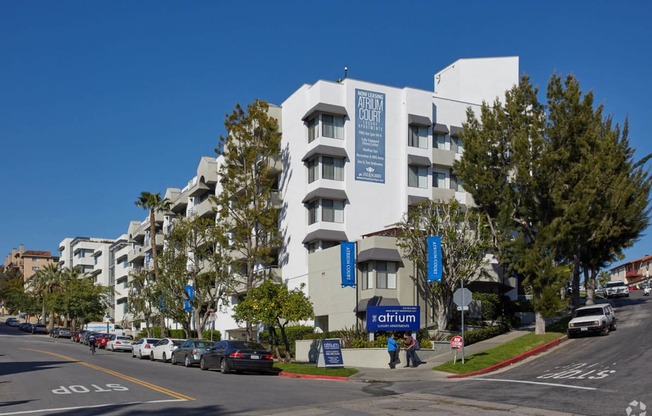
[29,264,61,329]
[135,191,171,336]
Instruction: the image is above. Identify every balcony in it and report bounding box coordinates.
[432,188,455,202]
[626,269,640,279]
[432,148,456,167]
[192,198,216,218]
[128,246,145,264]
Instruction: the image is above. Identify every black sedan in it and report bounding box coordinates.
[171,339,213,367]
[199,340,275,374]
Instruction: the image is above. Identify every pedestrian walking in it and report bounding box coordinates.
[403,333,417,367]
[387,332,400,369]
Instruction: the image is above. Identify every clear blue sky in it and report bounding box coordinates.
[2,1,651,269]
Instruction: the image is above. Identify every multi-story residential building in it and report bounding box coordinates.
[3,244,59,282]
[609,255,652,288]
[275,57,519,331]
[109,235,131,326]
[122,57,520,337]
[58,237,116,320]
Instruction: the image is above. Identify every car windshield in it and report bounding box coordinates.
[575,308,604,318]
[606,282,625,287]
[194,342,211,348]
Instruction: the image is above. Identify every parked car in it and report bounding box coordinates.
[132,338,161,359]
[49,327,61,337]
[19,323,33,332]
[32,324,48,334]
[151,338,185,362]
[56,328,72,338]
[94,333,112,349]
[171,339,213,367]
[106,335,133,352]
[199,340,275,374]
[604,281,629,299]
[568,303,616,338]
[72,330,87,342]
[5,318,19,327]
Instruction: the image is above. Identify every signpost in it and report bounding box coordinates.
[453,286,472,364]
[450,335,464,364]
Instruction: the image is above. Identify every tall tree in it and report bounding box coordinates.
[158,215,235,339]
[127,268,158,337]
[135,191,171,336]
[396,199,492,331]
[29,263,62,328]
[213,100,282,340]
[232,280,314,360]
[456,74,651,333]
[455,76,560,334]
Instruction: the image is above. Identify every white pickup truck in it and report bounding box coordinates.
[604,281,629,299]
[567,304,616,338]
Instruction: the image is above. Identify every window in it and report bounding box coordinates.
[434,133,446,150]
[361,263,372,290]
[433,171,446,188]
[307,157,318,183]
[307,117,318,143]
[321,199,344,223]
[308,201,318,225]
[450,174,463,191]
[408,165,428,188]
[408,125,428,149]
[32,266,40,271]
[322,115,344,139]
[376,262,397,289]
[321,156,344,181]
[454,137,463,154]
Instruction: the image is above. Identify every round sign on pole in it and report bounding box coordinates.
[450,335,464,349]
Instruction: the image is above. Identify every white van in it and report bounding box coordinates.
[83,322,126,336]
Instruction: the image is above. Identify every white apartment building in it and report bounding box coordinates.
[58,236,116,321]
[121,57,520,336]
[278,56,519,294]
[109,235,131,326]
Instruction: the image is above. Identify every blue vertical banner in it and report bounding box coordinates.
[340,242,356,287]
[355,89,386,183]
[427,236,443,282]
[185,285,194,300]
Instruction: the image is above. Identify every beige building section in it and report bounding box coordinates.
[3,244,59,282]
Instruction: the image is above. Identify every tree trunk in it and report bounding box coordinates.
[436,304,448,332]
[571,255,581,311]
[534,311,546,335]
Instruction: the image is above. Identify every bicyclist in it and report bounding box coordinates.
[88,333,96,353]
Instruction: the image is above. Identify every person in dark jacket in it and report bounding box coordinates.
[387,332,400,369]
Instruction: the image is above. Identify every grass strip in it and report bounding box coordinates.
[435,332,565,374]
[274,362,358,377]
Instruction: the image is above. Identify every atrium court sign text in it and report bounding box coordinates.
[355,89,386,183]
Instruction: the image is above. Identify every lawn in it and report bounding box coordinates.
[274,362,358,377]
[435,331,565,374]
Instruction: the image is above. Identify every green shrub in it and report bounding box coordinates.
[451,323,509,346]
[473,292,502,321]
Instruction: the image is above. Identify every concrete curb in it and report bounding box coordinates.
[278,371,349,381]
[446,336,566,379]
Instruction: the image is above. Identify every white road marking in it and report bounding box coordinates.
[0,399,186,415]
[473,378,597,391]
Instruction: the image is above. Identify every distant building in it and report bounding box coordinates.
[609,255,652,288]
[3,244,59,282]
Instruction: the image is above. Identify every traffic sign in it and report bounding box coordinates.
[456,306,469,311]
[453,288,472,307]
[450,335,464,349]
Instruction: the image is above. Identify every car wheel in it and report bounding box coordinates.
[162,353,167,363]
[602,325,610,336]
[200,357,208,371]
[611,320,617,331]
[567,331,574,339]
[139,351,143,359]
[150,352,155,361]
[220,358,230,374]
[171,354,177,365]
[184,356,191,368]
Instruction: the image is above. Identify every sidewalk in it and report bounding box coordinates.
[348,327,565,382]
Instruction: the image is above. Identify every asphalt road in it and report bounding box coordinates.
[2,292,650,415]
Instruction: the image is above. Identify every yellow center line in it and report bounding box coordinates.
[21,348,195,401]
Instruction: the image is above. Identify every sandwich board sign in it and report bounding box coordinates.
[316,338,344,368]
